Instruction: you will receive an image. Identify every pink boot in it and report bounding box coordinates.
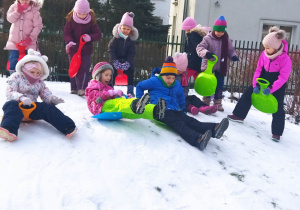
[187,104,199,115]
[199,105,218,115]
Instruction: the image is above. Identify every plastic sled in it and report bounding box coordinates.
[92,112,123,120]
[115,69,128,86]
[7,41,26,71]
[194,55,218,96]
[18,102,37,121]
[251,78,278,114]
[68,35,87,78]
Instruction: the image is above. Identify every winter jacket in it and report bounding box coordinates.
[6,72,52,103]
[185,27,207,72]
[108,24,138,67]
[252,40,292,93]
[85,79,116,115]
[64,18,102,57]
[196,32,237,74]
[5,2,43,51]
[136,76,186,111]
[175,73,189,98]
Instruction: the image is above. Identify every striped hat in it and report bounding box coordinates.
[160,56,177,76]
[213,15,227,32]
[92,62,114,81]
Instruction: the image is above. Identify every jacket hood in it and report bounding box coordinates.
[112,24,139,41]
[15,0,44,8]
[191,25,208,37]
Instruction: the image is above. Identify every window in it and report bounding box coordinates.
[262,24,293,45]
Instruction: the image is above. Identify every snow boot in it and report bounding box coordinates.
[214,118,229,139]
[65,127,78,139]
[154,98,166,120]
[196,130,212,151]
[77,89,85,96]
[187,104,199,115]
[199,105,218,115]
[227,114,244,123]
[71,90,77,94]
[272,135,280,142]
[131,93,150,114]
[127,85,135,97]
[0,127,18,142]
[213,99,224,112]
[202,96,211,106]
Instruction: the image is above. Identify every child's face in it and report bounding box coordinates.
[120,25,132,36]
[100,69,112,85]
[19,0,30,5]
[77,13,88,19]
[215,31,225,38]
[162,75,175,86]
[28,68,41,77]
[264,44,277,55]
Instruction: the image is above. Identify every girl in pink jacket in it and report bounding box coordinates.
[228,26,292,142]
[4,0,43,74]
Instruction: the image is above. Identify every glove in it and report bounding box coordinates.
[20,97,32,106]
[121,62,130,71]
[23,36,32,46]
[83,34,91,42]
[253,86,260,94]
[17,3,29,13]
[113,60,122,70]
[66,41,76,53]
[262,88,271,95]
[51,95,64,105]
[231,55,240,61]
[205,52,215,59]
[108,89,124,97]
[96,96,103,104]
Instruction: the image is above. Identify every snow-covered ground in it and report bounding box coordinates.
[0,76,299,210]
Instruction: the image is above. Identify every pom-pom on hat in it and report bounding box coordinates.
[74,0,90,14]
[120,12,135,28]
[182,17,197,30]
[262,26,286,50]
[160,56,177,76]
[92,62,114,81]
[173,52,188,72]
[213,15,227,32]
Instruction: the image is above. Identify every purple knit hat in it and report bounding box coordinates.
[182,17,197,30]
[120,12,135,28]
[213,15,227,32]
[92,62,114,80]
[74,0,90,14]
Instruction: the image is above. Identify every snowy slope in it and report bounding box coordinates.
[0,77,299,210]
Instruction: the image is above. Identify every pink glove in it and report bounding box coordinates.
[108,89,124,97]
[66,41,76,53]
[17,3,29,13]
[22,36,32,46]
[83,34,91,42]
[20,96,32,106]
[51,95,64,105]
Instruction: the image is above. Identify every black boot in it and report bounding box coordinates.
[130,93,150,114]
[214,118,229,139]
[154,98,166,120]
[195,130,212,151]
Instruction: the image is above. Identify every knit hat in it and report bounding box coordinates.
[16,49,49,81]
[74,0,90,14]
[262,26,286,50]
[92,62,114,81]
[120,12,135,28]
[182,17,197,30]
[160,56,177,76]
[173,52,188,72]
[213,15,227,32]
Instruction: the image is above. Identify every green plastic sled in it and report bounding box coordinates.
[251,78,278,114]
[194,55,218,96]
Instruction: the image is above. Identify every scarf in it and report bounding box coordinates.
[117,26,128,39]
[264,43,284,60]
[212,31,229,76]
[158,75,176,88]
[73,12,91,24]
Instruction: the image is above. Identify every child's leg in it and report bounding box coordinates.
[68,54,77,92]
[213,72,225,111]
[271,87,286,136]
[9,50,19,74]
[75,55,91,95]
[29,102,76,135]
[232,85,254,119]
[124,66,135,95]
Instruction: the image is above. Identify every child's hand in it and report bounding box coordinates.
[22,37,32,46]
[83,34,91,42]
[51,95,64,105]
[121,62,130,71]
[205,52,215,59]
[20,97,32,106]
[108,89,124,97]
[253,86,260,94]
[113,60,122,70]
[17,3,29,13]
[231,55,240,62]
[262,88,271,95]
[66,42,76,53]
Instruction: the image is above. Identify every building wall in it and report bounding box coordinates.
[151,0,171,25]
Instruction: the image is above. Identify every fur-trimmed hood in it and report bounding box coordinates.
[112,24,139,41]
[190,25,209,37]
[15,0,44,8]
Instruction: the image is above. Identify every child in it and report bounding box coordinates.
[64,0,102,96]
[0,49,78,142]
[181,17,209,80]
[4,0,43,74]
[108,12,138,96]
[228,26,292,142]
[196,15,239,111]
[136,56,229,151]
[85,62,166,121]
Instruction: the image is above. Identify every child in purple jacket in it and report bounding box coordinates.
[64,0,102,96]
[228,26,292,142]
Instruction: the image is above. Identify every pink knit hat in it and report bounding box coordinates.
[92,62,114,80]
[173,52,188,72]
[182,17,197,30]
[74,0,90,14]
[120,12,135,28]
[262,26,286,50]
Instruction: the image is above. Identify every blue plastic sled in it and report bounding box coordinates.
[93,112,123,120]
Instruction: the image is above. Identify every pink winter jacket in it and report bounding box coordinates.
[4,2,43,51]
[85,79,116,115]
[252,40,292,93]
[6,72,52,103]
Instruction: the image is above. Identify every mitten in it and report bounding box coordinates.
[231,55,240,61]
[115,89,124,97]
[20,97,32,106]
[253,86,260,94]
[66,42,76,53]
[23,36,32,46]
[17,3,29,13]
[83,34,91,42]
[96,96,103,104]
[121,61,130,71]
[205,52,215,59]
[51,95,64,105]
[113,60,122,70]
[262,88,271,95]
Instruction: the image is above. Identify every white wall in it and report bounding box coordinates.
[151,0,171,25]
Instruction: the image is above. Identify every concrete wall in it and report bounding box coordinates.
[151,0,171,25]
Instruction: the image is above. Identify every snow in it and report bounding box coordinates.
[0,76,299,210]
